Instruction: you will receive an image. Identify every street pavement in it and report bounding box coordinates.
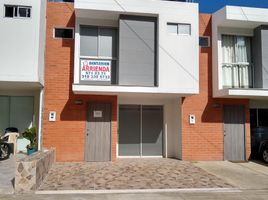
[1,190,268,200]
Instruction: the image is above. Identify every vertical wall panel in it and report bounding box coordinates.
[9,97,34,133]
[142,106,163,156]
[119,15,157,86]
[119,105,141,156]
[0,96,9,132]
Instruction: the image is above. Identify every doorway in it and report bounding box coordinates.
[85,103,111,162]
[223,105,246,161]
[118,105,163,157]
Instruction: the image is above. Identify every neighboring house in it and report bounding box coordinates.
[212,6,268,159]
[0,0,46,149]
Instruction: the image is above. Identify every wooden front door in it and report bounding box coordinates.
[86,103,111,161]
[223,105,246,161]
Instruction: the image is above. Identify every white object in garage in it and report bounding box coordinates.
[189,114,196,125]
[49,111,56,122]
[17,138,30,153]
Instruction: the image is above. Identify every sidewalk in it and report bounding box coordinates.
[193,161,268,190]
[0,155,15,194]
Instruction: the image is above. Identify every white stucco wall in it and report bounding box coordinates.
[73,0,199,96]
[0,0,46,85]
[212,6,268,98]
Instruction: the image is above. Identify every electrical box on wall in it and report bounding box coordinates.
[49,111,56,122]
[189,114,195,125]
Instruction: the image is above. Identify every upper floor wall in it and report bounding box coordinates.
[0,0,46,86]
[212,6,268,98]
[73,0,199,96]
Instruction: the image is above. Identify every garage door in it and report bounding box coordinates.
[119,105,163,157]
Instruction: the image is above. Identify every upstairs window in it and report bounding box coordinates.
[79,26,118,85]
[5,5,31,18]
[54,28,74,39]
[199,36,210,47]
[48,0,74,2]
[167,23,191,35]
[222,35,252,88]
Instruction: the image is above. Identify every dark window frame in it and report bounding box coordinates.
[53,27,74,39]
[199,36,210,47]
[4,5,31,18]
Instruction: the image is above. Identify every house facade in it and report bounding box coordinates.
[0,0,46,149]
[3,0,267,162]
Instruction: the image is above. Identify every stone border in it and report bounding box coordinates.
[15,149,55,193]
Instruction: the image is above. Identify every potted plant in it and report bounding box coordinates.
[23,127,37,155]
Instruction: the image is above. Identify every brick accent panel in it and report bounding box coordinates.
[43,2,117,162]
[181,14,251,161]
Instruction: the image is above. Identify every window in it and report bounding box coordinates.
[54,28,74,39]
[48,0,74,2]
[80,26,117,58]
[199,36,210,47]
[221,35,252,88]
[5,5,31,18]
[79,26,118,84]
[167,23,191,35]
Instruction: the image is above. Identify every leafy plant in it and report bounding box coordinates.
[23,127,37,150]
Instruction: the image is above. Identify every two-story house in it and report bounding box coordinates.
[43,0,199,161]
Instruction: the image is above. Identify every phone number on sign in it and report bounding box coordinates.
[81,71,111,81]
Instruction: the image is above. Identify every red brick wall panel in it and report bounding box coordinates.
[181,14,251,161]
[43,3,117,162]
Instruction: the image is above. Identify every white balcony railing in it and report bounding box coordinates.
[222,63,253,89]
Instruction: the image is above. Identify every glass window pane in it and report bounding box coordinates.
[0,97,10,132]
[167,23,178,34]
[18,7,27,17]
[54,28,73,39]
[119,105,141,156]
[178,24,191,35]
[142,106,163,156]
[80,26,98,57]
[99,28,117,58]
[5,6,14,17]
[199,37,210,47]
[258,109,268,127]
[9,97,34,133]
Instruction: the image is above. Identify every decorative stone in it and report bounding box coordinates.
[15,149,55,194]
[17,163,24,173]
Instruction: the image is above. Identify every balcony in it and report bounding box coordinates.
[212,6,268,98]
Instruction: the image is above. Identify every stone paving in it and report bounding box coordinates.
[38,159,232,191]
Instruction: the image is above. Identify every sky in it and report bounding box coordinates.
[194,0,268,13]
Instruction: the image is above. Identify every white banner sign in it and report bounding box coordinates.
[81,59,111,81]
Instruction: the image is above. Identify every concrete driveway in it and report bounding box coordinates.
[0,155,15,194]
[193,161,268,190]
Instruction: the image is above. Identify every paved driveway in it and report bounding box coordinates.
[38,159,232,191]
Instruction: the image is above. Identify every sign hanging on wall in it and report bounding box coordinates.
[81,59,111,81]
[94,111,103,118]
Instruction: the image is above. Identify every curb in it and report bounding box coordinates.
[36,188,241,194]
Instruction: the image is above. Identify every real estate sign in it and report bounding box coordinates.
[81,59,111,81]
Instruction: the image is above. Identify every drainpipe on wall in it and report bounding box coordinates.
[38,88,44,151]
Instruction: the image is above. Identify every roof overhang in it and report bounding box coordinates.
[213,6,268,29]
